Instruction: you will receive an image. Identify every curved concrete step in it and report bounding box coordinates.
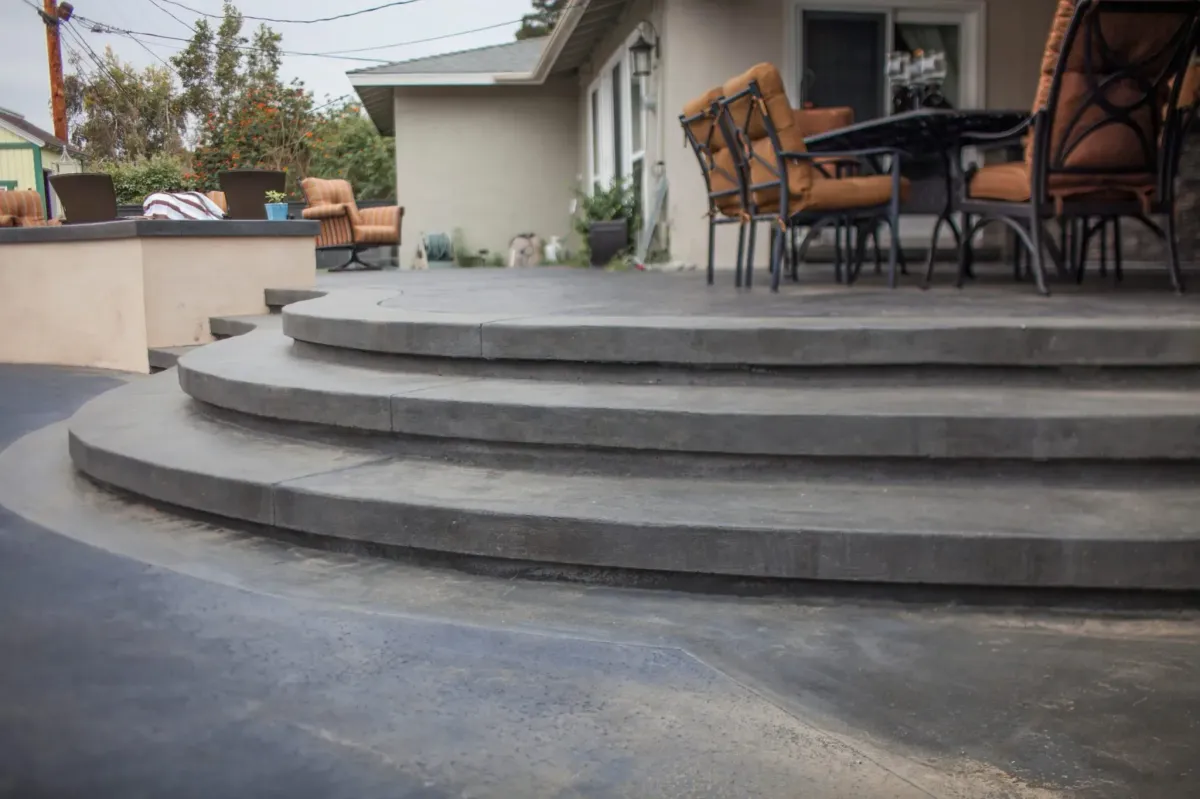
[281,288,1200,367]
[177,330,1200,460]
[67,373,1200,589]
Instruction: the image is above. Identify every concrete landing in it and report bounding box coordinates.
[280,270,1200,366]
[66,373,1200,588]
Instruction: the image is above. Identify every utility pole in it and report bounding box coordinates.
[40,0,73,142]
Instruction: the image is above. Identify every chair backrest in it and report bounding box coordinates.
[679,87,743,217]
[1030,0,1200,205]
[218,170,286,220]
[47,173,118,223]
[717,62,813,212]
[205,190,228,213]
[300,177,356,211]
[0,189,47,224]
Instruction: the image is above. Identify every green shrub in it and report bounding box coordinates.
[97,154,196,204]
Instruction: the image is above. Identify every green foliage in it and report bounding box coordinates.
[96,154,196,205]
[573,178,642,261]
[309,101,396,200]
[264,190,287,203]
[450,227,502,267]
[515,0,569,39]
[64,49,185,161]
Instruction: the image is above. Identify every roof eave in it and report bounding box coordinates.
[348,71,536,88]
[527,1,591,82]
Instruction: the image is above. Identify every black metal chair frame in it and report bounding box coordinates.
[679,103,748,286]
[716,80,905,292]
[956,0,1200,295]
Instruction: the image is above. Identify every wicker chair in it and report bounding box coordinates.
[957,0,1200,294]
[0,190,59,227]
[299,177,403,271]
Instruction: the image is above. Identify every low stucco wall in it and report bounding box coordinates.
[0,239,149,373]
[141,236,315,348]
[0,220,318,373]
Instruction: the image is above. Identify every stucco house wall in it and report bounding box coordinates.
[392,81,580,265]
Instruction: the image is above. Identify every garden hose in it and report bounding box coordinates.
[424,232,453,262]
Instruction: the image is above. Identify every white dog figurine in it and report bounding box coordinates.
[543,235,563,264]
[412,236,429,270]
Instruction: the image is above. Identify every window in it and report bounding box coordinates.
[586,31,649,213]
[787,1,984,119]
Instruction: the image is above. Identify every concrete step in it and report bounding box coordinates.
[177,330,1200,460]
[147,345,199,372]
[207,313,281,340]
[66,373,1200,589]
[280,289,1200,367]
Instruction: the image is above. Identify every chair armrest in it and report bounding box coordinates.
[0,215,15,228]
[357,205,402,229]
[302,203,354,221]
[783,146,907,160]
[959,116,1034,150]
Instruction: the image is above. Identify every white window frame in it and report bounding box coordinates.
[782,0,986,114]
[585,31,649,203]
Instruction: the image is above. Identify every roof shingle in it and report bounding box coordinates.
[349,36,547,76]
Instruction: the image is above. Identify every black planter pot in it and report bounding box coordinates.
[588,219,628,267]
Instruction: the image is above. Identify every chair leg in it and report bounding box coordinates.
[734,222,747,288]
[1012,227,1023,281]
[886,212,901,289]
[1029,218,1051,296]
[1108,219,1118,281]
[923,215,945,285]
[1098,218,1108,279]
[833,219,845,284]
[1167,206,1186,294]
[871,224,883,276]
[745,220,757,289]
[770,222,786,293]
[790,226,801,282]
[707,220,717,286]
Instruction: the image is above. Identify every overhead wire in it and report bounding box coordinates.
[154,0,426,25]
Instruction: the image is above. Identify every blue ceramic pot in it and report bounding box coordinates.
[265,203,289,221]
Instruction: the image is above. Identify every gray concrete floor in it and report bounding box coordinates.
[2,364,1200,798]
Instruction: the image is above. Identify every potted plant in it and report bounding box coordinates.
[264,190,289,221]
[573,178,641,267]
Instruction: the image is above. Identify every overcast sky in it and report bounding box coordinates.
[2,0,534,132]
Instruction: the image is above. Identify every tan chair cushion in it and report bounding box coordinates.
[0,214,14,227]
[205,190,228,213]
[682,87,727,152]
[358,205,403,230]
[302,177,355,207]
[747,126,817,208]
[709,146,742,216]
[759,174,911,215]
[1177,62,1200,109]
[0,189,48,223]
[791,107,853,138]
[967,162,1033,202]
[354,225,399,245]
[722,63,795,139]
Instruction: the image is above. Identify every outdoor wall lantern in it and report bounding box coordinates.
[629,22,660,78]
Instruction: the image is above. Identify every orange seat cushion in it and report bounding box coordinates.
[760,176,911,215]
[967,163,1033,202]
[354,225,399,245]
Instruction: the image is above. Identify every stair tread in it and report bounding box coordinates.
[71,375,1200,541]
[182,330,1200,418]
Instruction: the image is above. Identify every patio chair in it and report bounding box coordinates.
[716,63,909,291]
[679,86,749,285]
[299,177,403,271]
[0,189,59,227]
[205,191,229,214]
[957,0,1200,294]
[217,170,287,220]
[47,173,118,224]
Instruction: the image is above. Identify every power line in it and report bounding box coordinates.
[319,19,531,55]
[145,0,198,33]
[155,0,426,25]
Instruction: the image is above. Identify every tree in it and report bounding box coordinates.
[309,101,395,200]
[515,0,568,40]
[64,48,185,161]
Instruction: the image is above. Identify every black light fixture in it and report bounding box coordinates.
[629,24,659,78]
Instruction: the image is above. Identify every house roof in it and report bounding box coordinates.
[348,0,638,132]
[0,107,83,155]
[349,37,547,77]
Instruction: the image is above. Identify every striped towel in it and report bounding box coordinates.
[142,192,226,221]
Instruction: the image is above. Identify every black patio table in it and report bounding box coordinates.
[803,108,1029,277]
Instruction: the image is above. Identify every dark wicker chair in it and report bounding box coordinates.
[216,170,287,220]
[47,173,118,224]
[956,0,1200,294]
[716,63,909,291]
